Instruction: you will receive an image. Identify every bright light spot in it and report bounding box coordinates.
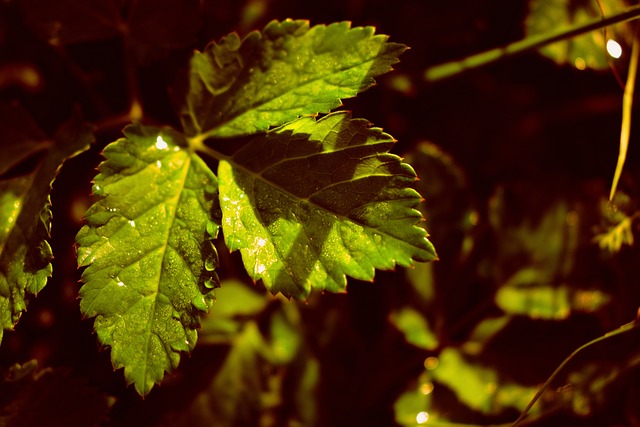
[185,339,190,346]
[155,135,169,150]
[255,264,266,274]
[256,237,267,247]
[156,160,162,168]
[117,281,125,287]
[574,57,586,70]
[420,382,435,395]
[13,200,21,209]
[607,39,622,59]
[424,357,438,370]
[416,412,429,424]
[129,220,136,227]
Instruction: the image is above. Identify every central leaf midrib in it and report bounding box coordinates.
[140,153,192,388]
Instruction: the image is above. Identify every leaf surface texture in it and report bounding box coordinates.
[179,20,407,137]
[218,111,436,298]
[76,123,219,395]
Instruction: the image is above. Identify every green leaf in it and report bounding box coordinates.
[178,19,407,138]
[526,0,630,70]
[390,307,439,350]
[76,123,219,396]
[495,285,610,320]
[218,111,435,299]
[0,110,92,343]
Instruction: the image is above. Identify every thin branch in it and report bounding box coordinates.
[425,4,640,82]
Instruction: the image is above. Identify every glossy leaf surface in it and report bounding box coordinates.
[218,111,435,299]
[178,20,407,138]
[76,123,219,395]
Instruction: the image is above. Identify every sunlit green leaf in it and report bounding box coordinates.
[390,307,439,350]
[178,19,407,138]
[218,111,435,299]
[76,123,219,395]
[526,0,630,70]
[0,111,92,343]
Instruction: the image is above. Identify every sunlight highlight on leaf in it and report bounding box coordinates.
[76,123,219,395]
[178,20,407,138]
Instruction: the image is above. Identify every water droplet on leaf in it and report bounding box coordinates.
[191,294,207,312]
[204,277,216,289]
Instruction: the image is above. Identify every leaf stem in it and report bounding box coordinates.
[512,318,640,426]
[610,23,640,201]
[425,4,640,82]
[188,136,232,163]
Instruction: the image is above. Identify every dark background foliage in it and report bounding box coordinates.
[2,0,640,426]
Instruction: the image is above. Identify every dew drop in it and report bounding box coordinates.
[155,135,169,150]
[185,339,190,346]
[372,233,382,245]
[204,258,215,271]
[129,220,136,227]
[93,184,104,196]
[156,160,162,168]
[204,277,216,289]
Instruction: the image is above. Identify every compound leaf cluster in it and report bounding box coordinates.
[68,19,434,395]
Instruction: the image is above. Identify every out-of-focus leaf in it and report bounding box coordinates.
[199,280,271,344]
[496,285,610,320]
[394,380,431,426]
[177,19,407,138]
[525,0,631,70]
[218,112,435,299]
[20,0,201,62]
[390,307,439,350]
[486,188,579,286]
[0,110,92,343]
[593,212,637,252]
[462,316,512,355]
[403,142,475,305]
[431,348,536,415]
[162,309,319,427]
[76,123,219,396]
[0,104,48,177]
[0,360,112,427]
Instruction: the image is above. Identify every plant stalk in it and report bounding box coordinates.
[425,4,640,82]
